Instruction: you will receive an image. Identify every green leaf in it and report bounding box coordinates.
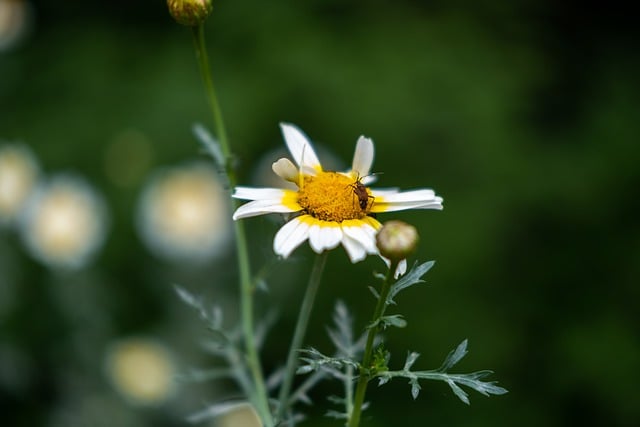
[296,365,315,375]
[446,379,470,404]
[379,314,407,329]
[174,285,204,313]
[439,339,469,371]
[368,285,380,300]
[193,123,225,168]
[410,378,421,400]
[387,260,435,305]
[451,371,509,397]
[403,352,420,370]
[377,376,391,386]
[373,340,508,405]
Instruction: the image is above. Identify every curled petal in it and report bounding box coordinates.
[381,256,408,279]
[272,158,299,184]
[396,258,408,278]
[280,123,322,171]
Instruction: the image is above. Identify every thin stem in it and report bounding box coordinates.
[276,252,329,423]
[348,260,399,427]
[344,357,355,418]
[192,25,231,162]
[191,24,273,427]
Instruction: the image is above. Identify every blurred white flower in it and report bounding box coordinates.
[136,162,231,262]
[0,0,33,52]
[216,402,262,427]
[19,174,109,269]
[0,143,39,225]
[105,337,176,406]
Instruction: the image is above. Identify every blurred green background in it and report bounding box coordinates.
[1,0,638,426]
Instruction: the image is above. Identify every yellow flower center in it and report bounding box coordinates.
[297,172,373,222]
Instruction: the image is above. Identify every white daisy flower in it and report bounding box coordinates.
[0,143,39,225]
[105,337,176,406]
[232,123,443,263]
[19,174,109,269]
[0,0,33,52]
[136,162,231,263]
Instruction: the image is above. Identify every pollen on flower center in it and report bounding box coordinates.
[297,172,372,222]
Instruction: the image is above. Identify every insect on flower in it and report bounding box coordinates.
[347,173,377,212]
[232,123,443,263]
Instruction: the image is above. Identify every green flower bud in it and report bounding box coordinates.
[167,0,212,26]
[376,220,419,261]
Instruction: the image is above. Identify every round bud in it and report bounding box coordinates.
[376,220,419,261]
[167,0,212,26]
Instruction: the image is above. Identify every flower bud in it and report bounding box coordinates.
[376,220,419,261]
[166,0,212,26]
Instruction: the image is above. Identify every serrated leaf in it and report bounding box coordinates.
[174,285,211,322]
[186,401,251,423]
[177,367,234,383]
[446,379,470,405]
[373,272,386,281]
[404,352,420,370]
[327,300,355,357]
[379,314,407,329]
[326,410,348,419]
[453,372,509,397]
[327,395,345,404]
[410,378,421,400]
[440,339,469,371]
[296,365,315,375]
[377,375,391,386]
[193,123,225,168]
[174,285,203,310]
[174,284,197,305]
[387,260,435,305]
[372,340,508,405]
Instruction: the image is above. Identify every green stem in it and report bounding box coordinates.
[276,252,329,423]
[191,24,273,427]
[192,25,230,161]
[348,260,398,427]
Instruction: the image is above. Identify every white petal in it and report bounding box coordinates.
[273,217,311,258]
[233,187,287,201]
[370,188,400,196]
[380,200,443,212]
[376,189,437,202]
[351,136,374,178]
[272,158,299,183]
[342,223,378,254]
[373,200,443,212]
[396,259,407,278]
[381,256,408,278]
[371,190,443,213]
[280,123,322,171]
[341,233,368,263]
[308,223,342,253]
[233,199,297,220]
